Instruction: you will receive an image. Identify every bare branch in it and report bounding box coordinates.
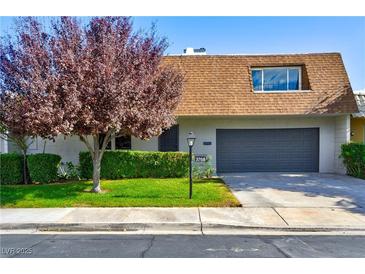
[0,132,11,142]
[99,130,113,160]
[80,135,94,157]
[114,128,130,138]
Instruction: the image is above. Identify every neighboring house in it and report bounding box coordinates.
[351,90,365,143]
[10,50,358,174]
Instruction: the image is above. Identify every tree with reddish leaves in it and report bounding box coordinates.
[0,17,61,184]
[0,17,183,192]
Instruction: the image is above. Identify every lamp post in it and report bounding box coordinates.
[187,132,196,199]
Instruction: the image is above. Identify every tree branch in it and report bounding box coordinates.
[99,129,113,160]
[0,130,14,142]
[80,135,94,157]
[115,128,129,138]
[1,132,29,152]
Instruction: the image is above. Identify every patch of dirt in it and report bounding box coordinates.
[82,189,110,194]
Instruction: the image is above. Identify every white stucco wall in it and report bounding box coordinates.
[26,135,91,164]
[9,115,349,174]
[0,136,8,153]
[131,136,158,151]
[20,135,159,164]
[177,116,338,173]
[334,115,351,174]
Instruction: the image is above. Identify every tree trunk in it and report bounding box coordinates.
[42,140,47,153]
[92,157,101,193]
[91,134,102,193]
[80,132,112,193]
[22,149,29,185]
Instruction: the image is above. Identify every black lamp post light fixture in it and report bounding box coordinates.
[187,132,196,199]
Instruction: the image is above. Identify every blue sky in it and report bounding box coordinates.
[1,16,364,90]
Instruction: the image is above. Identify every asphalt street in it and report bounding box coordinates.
[1,234,365,258]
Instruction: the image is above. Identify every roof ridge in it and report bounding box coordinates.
[165,52,341,57]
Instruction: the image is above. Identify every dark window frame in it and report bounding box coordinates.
[158,125,179,152]
[99,133,131,150]
[115,134,131,150]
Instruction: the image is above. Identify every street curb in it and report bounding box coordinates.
[2,222,365,233]
[201,223,365,232]
[0,222,202,232]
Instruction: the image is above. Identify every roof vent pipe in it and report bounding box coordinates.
[183,47,207,55]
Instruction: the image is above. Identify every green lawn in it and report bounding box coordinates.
[0,178,240,208]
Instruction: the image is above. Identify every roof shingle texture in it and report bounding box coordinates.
[163,53,358,116]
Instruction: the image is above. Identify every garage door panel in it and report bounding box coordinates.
[216,128,319,172]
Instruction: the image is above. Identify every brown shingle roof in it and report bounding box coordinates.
[163,53,358,116]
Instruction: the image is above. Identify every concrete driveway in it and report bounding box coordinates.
[220,173,365,214]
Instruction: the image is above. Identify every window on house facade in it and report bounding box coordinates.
[99,134,112,150]
[115,135,131,149]
[252,67,301,92]
[98,134,131,150]
[159,125,179,152]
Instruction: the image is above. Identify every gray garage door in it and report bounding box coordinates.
[216,128,319,173]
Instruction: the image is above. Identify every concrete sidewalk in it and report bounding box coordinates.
[2,207,365,234]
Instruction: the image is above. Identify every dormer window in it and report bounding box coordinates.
[252,67,302,92]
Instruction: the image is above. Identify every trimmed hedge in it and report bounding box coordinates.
[27,153,62,183]
[79,150,189,179]
[0,153,23,184]
[341,143,365,179]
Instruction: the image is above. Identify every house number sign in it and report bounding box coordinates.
[194,154,208,162]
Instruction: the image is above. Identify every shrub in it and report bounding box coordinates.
[58,161,81,180]
[193,156,215,179]
[340,143,365,179]
[27,153,62,183]
[0,153,23,184]
[79,150,189,179]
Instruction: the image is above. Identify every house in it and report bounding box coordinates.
[351,90,365,143]
[11,50,358,174]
